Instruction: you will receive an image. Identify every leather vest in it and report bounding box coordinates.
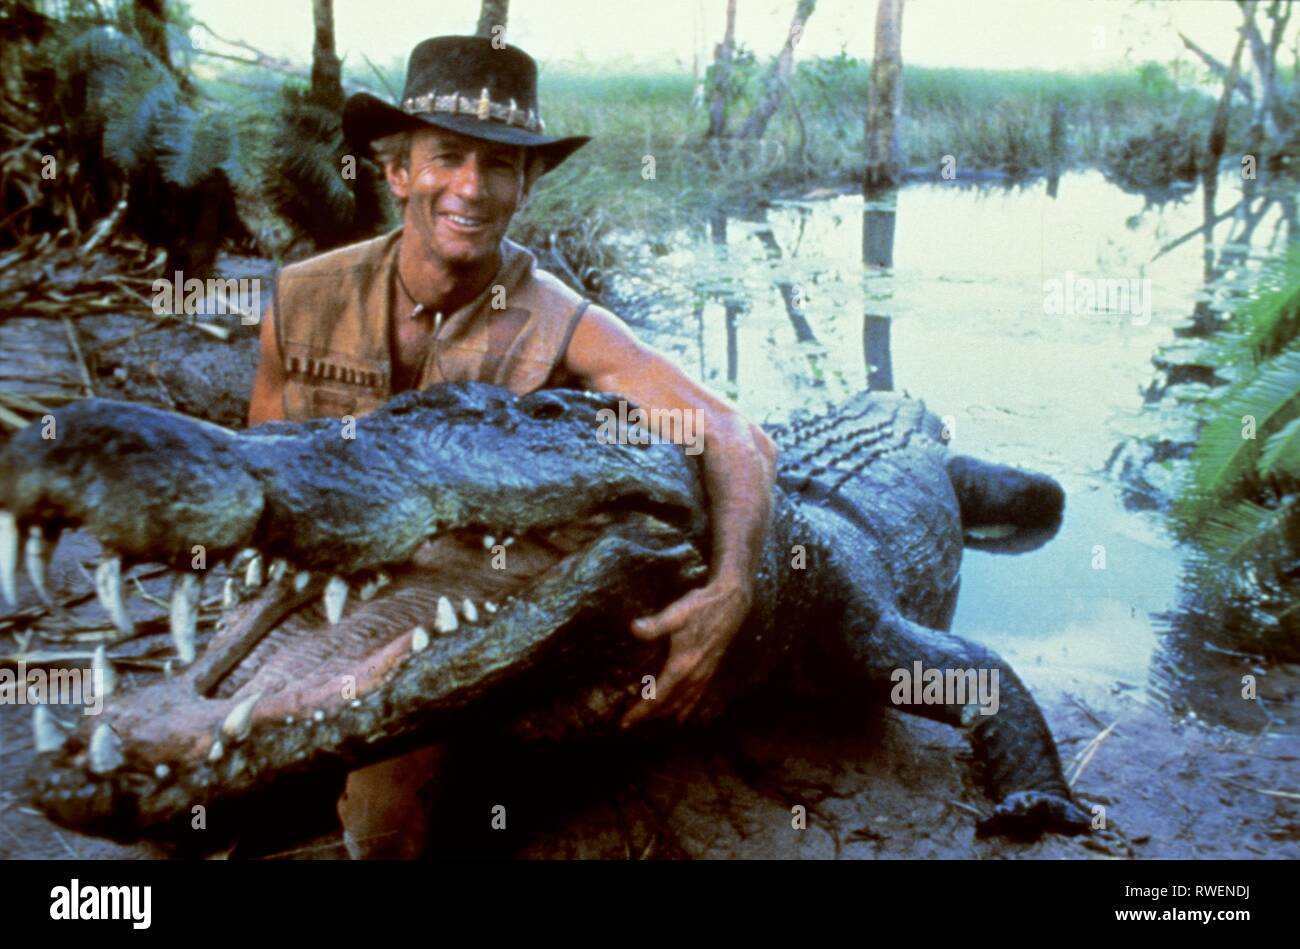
[273,229,589,421]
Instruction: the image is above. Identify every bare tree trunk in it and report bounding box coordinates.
[706,0,737,138]
[476,0,510,39]
[1206,33,1246,163]
[133,0,171,69]
[863,0,905,194]
[1237,0,1291,157]
[134,0,197,94]
[732,0,816,140]
[1202,31,1247,283]
[310,0,343,110]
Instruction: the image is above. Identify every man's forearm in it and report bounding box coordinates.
[699,411,777,589]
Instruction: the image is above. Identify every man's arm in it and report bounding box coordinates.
[561,305,778,727]
[247,302,286,426]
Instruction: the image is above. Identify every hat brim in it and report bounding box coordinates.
[343,92,590,174]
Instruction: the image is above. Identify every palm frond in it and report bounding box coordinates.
[102,76,180,172]
[1176,342,1300,518]
[250,82,392,246]
[157,106,235,188]
[1197,248,1300,368]
[1260,415,1300,479]
[1235,247,1300,364]
[1185,495,1297,568]
[58,24,148,79]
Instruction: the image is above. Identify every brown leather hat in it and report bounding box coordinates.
[343,35,590,173]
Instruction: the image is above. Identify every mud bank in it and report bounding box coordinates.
[0,253,270,437]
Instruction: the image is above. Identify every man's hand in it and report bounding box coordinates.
[561,304,776,730]
[620,576,752,728]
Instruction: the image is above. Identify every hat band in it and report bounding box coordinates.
[400,88,547,135]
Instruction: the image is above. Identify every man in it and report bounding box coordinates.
[247,36,777,858]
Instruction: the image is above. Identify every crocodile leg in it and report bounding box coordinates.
[832,606,1091,838]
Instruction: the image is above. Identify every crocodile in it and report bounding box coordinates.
[0,381,1090,847]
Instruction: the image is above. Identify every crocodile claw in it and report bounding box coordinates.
[976,789,1092,838]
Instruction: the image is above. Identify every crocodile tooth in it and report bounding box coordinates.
[92,644,116,697]
[503,536,515,546]
[89,724,124,775]
[0,510,18,607]
[324,576,348,624]
[294,570,311,593]
[154,763,171,780]
[33,706,66,753]
[221,691,262,741]
[94,556,134,636]
[460,598,479,623]
[222,577,238,609]
[482,534,496,550]
[169,572,200,664]
[358,577,380,601]
[24,526,51,606]
[243,552,263,589]
[410,626,430,652]
[208,739,224,762]
[484,601,498,613]
[434,595,458,633]
[268,558,288,583]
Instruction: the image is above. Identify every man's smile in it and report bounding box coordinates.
[440,211,491,234]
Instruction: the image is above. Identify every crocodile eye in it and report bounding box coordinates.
[520,391,568,420]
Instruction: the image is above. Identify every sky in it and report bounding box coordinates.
[186,0,1250,76]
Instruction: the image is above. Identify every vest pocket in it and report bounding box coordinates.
[310,388,358,418]
[283,377,389,421]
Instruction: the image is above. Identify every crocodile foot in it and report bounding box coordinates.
[976,790,1092,839]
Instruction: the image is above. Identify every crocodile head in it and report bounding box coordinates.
[0,382,709,842]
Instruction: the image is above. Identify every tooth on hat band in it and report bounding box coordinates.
[400,89,545,134]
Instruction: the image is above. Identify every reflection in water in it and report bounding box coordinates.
[709,210,743,385]
[755,226,818,344]
[862,315,893,392]
[862,195,897,392]
[1153,611,1300,734]
[863,196,894,392]
[620,170,1294,734]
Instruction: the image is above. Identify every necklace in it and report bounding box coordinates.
[394,261,443,331]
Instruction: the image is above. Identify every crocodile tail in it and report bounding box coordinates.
[945,455,1065,532]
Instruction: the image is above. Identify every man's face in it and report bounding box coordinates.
[386,127,531,267]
